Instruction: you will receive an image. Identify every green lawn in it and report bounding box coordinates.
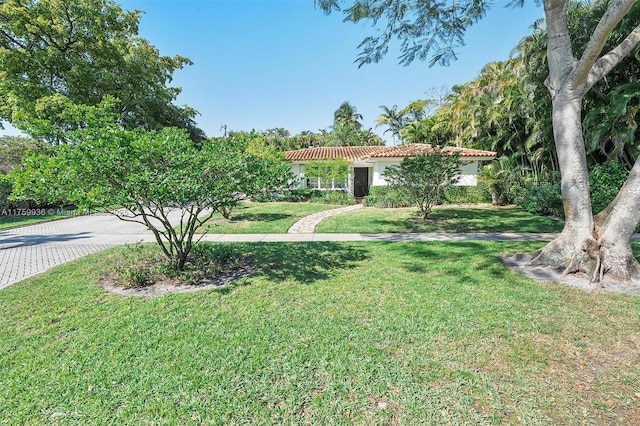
[2,241,639,425]
[316,205,564,233]
[199,201,340,234]
[0,213,69,230]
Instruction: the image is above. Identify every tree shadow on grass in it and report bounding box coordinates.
[427,208,564,233]
[230,213,292,223]
[240,242,369,285]
[381,241,531,285]
[364,218,423,233]
[360,208,563,233]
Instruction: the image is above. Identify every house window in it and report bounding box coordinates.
[307,177,347,190]
[304,159,349,191]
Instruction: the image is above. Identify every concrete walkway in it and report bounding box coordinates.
[0,206,559,290]
[287,204,364,233]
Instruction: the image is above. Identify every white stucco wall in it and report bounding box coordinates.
[291,159,484,189]
[371,160,395,186]
[371,159,480,186]
[457,161,479,186]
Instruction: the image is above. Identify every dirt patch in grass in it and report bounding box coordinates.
[502,252,640,296]
[98,263,256,297]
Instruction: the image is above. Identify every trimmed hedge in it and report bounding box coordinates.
[363,186,412,208]
[308,190,354,205]
[442,183,492,204]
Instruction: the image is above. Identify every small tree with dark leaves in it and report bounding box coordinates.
[384,150,461,219]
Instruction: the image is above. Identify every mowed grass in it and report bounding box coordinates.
[2,241,640,425]
[0,213,69,230]
[199,201,340,234]
[316,205,564,233]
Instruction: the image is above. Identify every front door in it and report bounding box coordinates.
[353,167,370,198]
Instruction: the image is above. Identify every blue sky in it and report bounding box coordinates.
[2,0,544,143]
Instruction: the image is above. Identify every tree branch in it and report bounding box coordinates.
[585,23,640,92]
[543,0,575,95]
[595,155,640,239]
[109,206,172,259]
[573,0,637,87]
[0,28,27,49]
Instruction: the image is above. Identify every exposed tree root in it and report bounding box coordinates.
[512,233,640,294]
[502,252,640,296]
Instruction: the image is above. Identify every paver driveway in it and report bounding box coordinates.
[0,213,166,290]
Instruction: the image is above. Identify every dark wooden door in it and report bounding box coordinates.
[353,167,369,198]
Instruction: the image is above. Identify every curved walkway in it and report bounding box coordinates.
[287,204,363,233]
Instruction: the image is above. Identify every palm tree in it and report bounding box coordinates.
[375,104,404,145]
[399,99,433,122]
[400,119,432,144]
[360,128,385,146]
[333,101,363,130]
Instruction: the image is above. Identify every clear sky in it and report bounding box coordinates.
[2,0,544,143]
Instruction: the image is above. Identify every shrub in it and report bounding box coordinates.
[13,127,292,271]
[252,189,312,202]
[441,183,492,204]
[363,186,412,208]
[589,161,629,214]
[514,176,564,218]
[0,173,13,210]
[384,151,462,219]
[180,243,245,283]
[308,190,354,205]
[113,243,166,288]
[113,243,245,287]
[513,163,630,218]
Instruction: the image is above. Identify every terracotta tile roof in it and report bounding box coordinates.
[285,144,496,162]
[369,144,496,158]
[285,146,387,162]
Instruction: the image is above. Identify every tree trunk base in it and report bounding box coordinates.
[501,233,640,295]
[531,234,640,280]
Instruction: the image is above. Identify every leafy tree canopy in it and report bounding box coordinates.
[316,0,495,67]
[228,100,385,149]
[11,125,292,270]
[0,0,205,143]
[0,135,45,173]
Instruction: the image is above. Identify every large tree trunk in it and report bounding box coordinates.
[529,88,640,283]
[592,159,640,279]
[528,0,640,285]
[528,91,601,279]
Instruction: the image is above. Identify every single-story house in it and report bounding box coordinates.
[285,144,497,197]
